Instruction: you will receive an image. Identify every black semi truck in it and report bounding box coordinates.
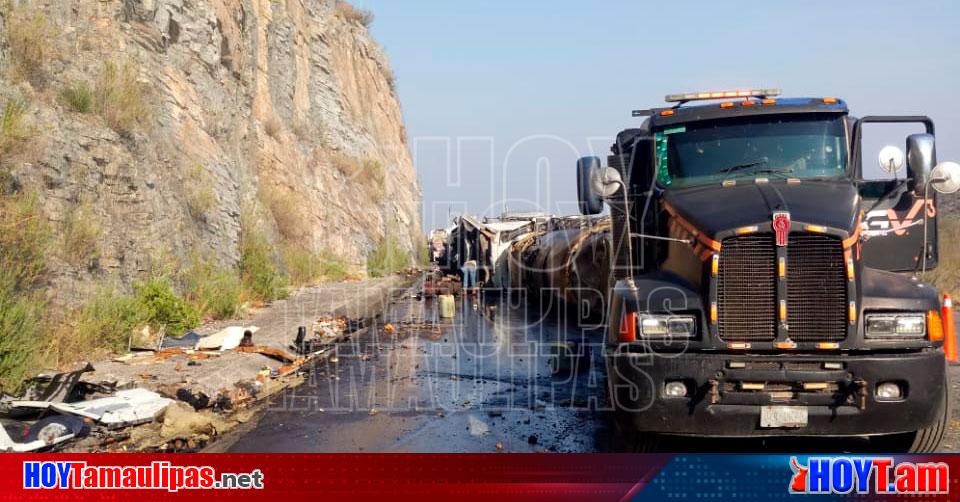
[576,89,960,452]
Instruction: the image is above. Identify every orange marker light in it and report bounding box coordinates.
[778,257,786,278]
[711,254,720,276]
[775,341,797,350]
[928,310,944,342]
[846,256,855,281]
[779,300,787,321]
[736,225,759,235]
[720,102,734,109]
[660,109,675,117]
[710,303,718,324]
[741,99,756,107]
[619,312,637,342]
[817,342,840,350]
[805,224,828,233]
[762,99,777,105]
[823,97,838,104]
[848,301,857,324]
[729,342,751,350]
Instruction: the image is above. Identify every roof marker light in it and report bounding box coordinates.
[762,99,777,105]
[665,88,781,103]
[741,99,756,107]
[823,97,838,104]
[659,109,675,117]
[720,102,734,109]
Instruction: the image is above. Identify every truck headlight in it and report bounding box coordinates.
[640,315,696,338]
[865,313,926,338]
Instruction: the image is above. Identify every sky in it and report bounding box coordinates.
[359,0,960,231]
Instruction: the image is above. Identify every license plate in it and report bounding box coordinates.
[760,406,808,428]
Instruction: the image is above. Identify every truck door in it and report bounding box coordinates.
[854,117,938,272]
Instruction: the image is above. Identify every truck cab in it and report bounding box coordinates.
[577,89,960,452]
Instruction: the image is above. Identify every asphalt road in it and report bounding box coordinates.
[220,293,960,453]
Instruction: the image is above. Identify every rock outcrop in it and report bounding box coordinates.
[0,0,421,307]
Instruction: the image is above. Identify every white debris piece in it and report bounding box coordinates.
[10,389,173,429]
[194,326,260,351]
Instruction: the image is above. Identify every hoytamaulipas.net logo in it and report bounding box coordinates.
[789,456,948,495]
[23,461,264,492]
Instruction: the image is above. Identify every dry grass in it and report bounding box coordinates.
[95,60,149,135]
[0,96,31,155]
[184,163,218,220]
[3,6,53,87]
[281,243,350,286]
[62,202,102,268]
[260,184,308,241]
[922,216,960,297]
[331,152,385,200]
[334,1,374,27]
[263,116,283,139]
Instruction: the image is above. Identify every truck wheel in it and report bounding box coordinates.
[870,376,950,453]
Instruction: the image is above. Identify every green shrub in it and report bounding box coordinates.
[367,236,409,278]
[4,7,52,87]
[281,245,350,286]
[133,277,200,338]
[95,60,149,135]
[181,256,241,320]
[61,81,94,113]
[68,285,149,354]
[0,96,31,154]
[0,271,43,391]
[0,189,49,389]
[62,203,102,268]
[240,219,288,301]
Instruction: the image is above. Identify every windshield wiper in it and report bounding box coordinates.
[720,157,769,176]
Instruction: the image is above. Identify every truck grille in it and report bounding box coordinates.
[786,234,848,341]
[716,233,848,343]
[717,236,776,341]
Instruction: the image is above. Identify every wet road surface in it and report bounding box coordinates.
[222,291,960,453]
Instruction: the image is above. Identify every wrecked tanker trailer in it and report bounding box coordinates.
[507,218,612,318]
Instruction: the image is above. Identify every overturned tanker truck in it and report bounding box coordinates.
[575,88,960,452]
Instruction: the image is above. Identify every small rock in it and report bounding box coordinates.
[527,434,538,445]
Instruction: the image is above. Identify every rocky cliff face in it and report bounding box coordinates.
[0,0,421,306]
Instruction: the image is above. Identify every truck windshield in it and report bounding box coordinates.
[656,115,847,187]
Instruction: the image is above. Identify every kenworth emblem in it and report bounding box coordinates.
[773,211,791,247]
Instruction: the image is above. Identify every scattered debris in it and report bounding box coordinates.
[527,434,538,445]
[495,441,504,451]
[439,294,456,318]
[18,363,94,404]
[0,415,89,452]
[368,408,379,416]
[175,388,211,411]
[161,330,203,349]
[10,389,172,429]
[384,323,395,334]
[195,326,260,351]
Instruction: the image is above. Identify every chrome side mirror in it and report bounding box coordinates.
[591,166,624,198]
[907,133,936,195]
[930,161,960,194]
[878,145,905,173]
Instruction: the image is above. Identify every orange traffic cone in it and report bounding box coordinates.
[943,294,957,364]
